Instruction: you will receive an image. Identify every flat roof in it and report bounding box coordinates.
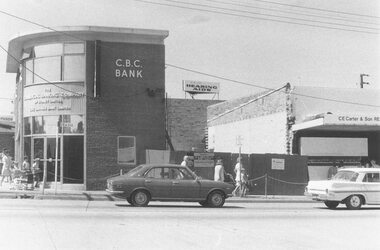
[7,26,169,73]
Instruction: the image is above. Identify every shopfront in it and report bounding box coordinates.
[7,26,169,190]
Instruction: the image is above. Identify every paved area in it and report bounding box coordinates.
[0,181,312,202]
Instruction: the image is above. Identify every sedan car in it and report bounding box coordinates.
[305,168,380,209]
[106,164,234,207]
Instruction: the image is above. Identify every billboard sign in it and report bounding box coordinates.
[183,80,219,94]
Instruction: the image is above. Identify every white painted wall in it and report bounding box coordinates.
[208,112,287,154]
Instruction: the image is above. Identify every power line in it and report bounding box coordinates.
[0,9,379,108]
[162,0,379,31]
[134,0,379,34]
[166,63,380,108]
[206,0,380,26]
[247,0,380,19]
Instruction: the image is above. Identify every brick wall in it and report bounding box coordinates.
[86,41,166,190]
[208,90,287,127]
[167,98,222,152]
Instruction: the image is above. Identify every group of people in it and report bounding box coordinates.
[0,148,41,189]
[214,157,249,197]
[180,155,250,197]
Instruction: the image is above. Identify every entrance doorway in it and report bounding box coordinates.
[32,137,61,182]
[31,135,84,185]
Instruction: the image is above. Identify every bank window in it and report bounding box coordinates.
[63,55,84,81]
[64,43,85,54]
[61,115,84,134]
[34,56,61,83]
[34,44,63,57]
[32,116,60,134]
[117,136,136,165]
[24,117,32,135]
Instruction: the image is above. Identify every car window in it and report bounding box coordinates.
[363,173,380,183]
[332,171,358,182]
[145,167,170,179]
[178,168,195,180]
[125,165,145,177]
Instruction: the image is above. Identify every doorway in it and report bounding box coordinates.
[32,137,61,182]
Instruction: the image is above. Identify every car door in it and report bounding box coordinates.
[170,167,201,199]
[144,167,173,199]
[363,172,380,204]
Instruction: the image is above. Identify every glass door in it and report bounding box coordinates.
[32,137,62,184]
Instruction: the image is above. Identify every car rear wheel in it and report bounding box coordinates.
[324,201,339,209]
[345,195,362,210]
[131,190,150,207]
[207,191,225,208]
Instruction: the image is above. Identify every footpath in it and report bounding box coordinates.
[0,182,313,203]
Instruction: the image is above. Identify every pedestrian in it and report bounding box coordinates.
[181,155,189,167]
[327,162,338,180]
[0,149,12,186]
[32,158,41,188]
[214,159,225,182]
[232,157,244,196]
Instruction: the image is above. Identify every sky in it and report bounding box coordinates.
[0,0,379,116]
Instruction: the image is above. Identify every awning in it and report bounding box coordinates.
[292,114,380,132]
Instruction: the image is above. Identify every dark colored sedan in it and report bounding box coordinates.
[106,164,234,207]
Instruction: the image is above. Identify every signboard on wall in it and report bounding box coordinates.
[194,152,215,168]
[23,84,85,117]
[183,80,220,94]
[272,158,285,170]
[324,113,380,126]
[300,137,368,156]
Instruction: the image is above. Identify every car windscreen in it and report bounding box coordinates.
[124,165,146,177]
[332,170,359,182]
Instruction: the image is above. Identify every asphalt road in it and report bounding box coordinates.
[0,199,379,250]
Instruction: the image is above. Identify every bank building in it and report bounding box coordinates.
[6,26,171,190]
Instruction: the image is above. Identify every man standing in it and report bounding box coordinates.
[214,159,225,182]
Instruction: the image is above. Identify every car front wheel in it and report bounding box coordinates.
[131,190,150,207]
[345,195,362,210]
[207,191,225,208]
[324,201,339,209]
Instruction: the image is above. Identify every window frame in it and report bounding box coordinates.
[117,136,136,165]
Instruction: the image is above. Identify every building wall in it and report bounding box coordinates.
[86,41,166,189]
[208,112,288,154]
[167,98,222,151]
[207,90,288,154]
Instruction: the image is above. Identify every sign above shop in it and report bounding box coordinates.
[183,80,220,94]
[114,58,143,79]
[324,113,380,126]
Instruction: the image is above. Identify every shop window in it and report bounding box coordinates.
[34,44,63,57]
[34,56,61,83]
[63,55,84,81]
[61,115,84,134]
[64,43,85,54]
[24,117,32,135]
[32,116,60,134]
[117,136,136,165]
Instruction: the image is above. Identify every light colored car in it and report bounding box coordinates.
[106,164,234,207]
[305,168,380,209]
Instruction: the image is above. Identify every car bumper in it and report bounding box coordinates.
[106,189,124,195]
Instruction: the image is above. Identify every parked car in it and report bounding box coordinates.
[305,168,380,209]
[106,164,234,207]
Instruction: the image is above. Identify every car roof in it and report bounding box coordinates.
[141,163,183,168]
[339,168,380,173]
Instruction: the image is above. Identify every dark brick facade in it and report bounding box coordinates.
[85,41,166,190]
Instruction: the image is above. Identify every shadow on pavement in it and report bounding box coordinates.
[114,203,243,209]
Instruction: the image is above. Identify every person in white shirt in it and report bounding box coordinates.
[214,159,225,182]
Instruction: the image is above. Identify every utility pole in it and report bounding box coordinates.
[360,74,369,88]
